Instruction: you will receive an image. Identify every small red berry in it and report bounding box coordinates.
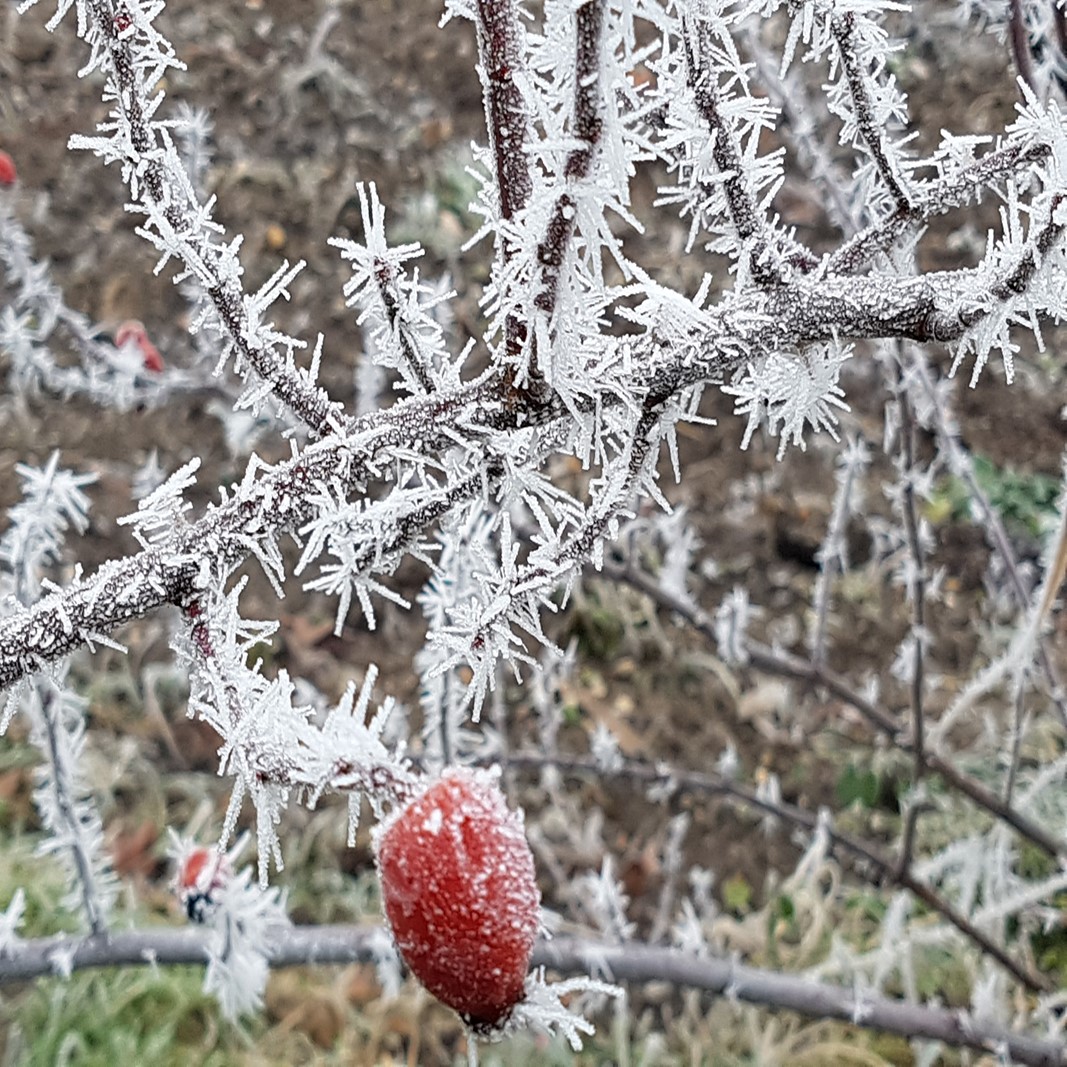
[376,768,540,1029]
[175,845,229,922]
[0,151,17,188]
[115,319,165,373]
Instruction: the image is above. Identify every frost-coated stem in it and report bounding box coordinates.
[684,17,814,282]
[476,0,532,226]
[476,0,533,368]
[597,556,1067,861]
[893,352,928,789]
[823,140,1052,277]
[34,685,109,936]
[810,438,867,665]
[500,751,1047,992]
[372,261,437,396]
[830,11,912,212]
[80,0,348,438]
[0,926,1061,1064]
[533,0,606,318]
[744,26,862,235]
[0,266,1033,692]
[1010,0,1038,95]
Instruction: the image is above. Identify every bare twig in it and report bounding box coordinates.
[890,347,928,871]
[596,556,1067,861]
[0,926,1062,1064]
[500,752,1049,993]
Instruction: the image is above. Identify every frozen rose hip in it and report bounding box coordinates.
[0,151,17,187]
[376,768,540,1029]
[115,319,164,373]
[175,844,230,922]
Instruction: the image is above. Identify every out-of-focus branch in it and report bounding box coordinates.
[1010,0,1038,95]
[890,348,928,872]
[910,355,1067,729]
[499,752,1048,992]
[0,925,1061,1064]
[596,556,1067,862]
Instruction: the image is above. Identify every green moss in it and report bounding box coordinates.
[927,453,1061,539]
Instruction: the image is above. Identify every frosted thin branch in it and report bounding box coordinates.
[0,926,1061,1065]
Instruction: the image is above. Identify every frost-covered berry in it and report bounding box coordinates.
[115,319,164,373]
[174,844,230,923]
[375,768,540,1030]
[0,151,17,187]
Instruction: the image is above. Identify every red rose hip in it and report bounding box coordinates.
[115,319,165,373]
[376,768,540,1028]
[0,150,17,187]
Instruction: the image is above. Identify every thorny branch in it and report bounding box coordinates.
[0,255,1060,695]
[82,0,349,441]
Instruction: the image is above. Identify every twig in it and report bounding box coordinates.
[890,346,928,876]
[810,437,868,666]
[476,0,534,371]
[0,926,1062,1064]
[35,685,109,936]
[499,752,1049,993]
[534,0,606,319]
[823,140,1051,277]
[683,17,813,283]
[830,12,912,212]
[83,0,348,440]
[1010,0,1038,96]
[595,556,1067,861]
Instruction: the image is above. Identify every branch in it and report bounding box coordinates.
[0,925,1062,1064]
[0,251,1063,695]
[73,0,349,439]
[34,685,111,936]
[824,139,1052,276]
[830,11,912,213]
[476,0,533,369]
[596,556,1067,862]
[683,17,817,282]
[533,0,606,319]
[891,347,929,792]
[499,752,1049,993]
[1010,0,1038,96]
